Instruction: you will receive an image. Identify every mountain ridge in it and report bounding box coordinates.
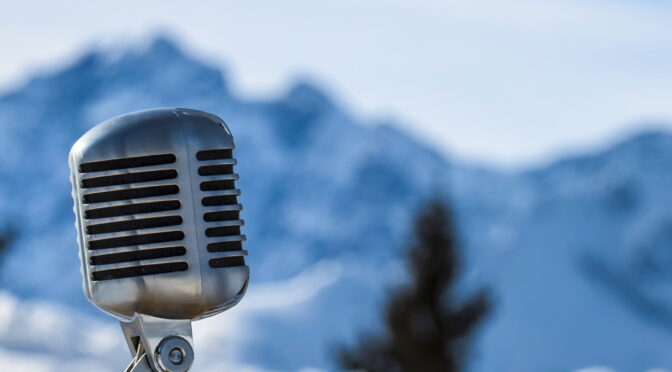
[1,35,672,371]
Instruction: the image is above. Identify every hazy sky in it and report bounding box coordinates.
[2,0,672,167]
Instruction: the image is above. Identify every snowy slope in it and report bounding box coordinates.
[1,36,672,371]
[471,133,672,372]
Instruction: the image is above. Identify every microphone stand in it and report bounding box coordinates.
[121,314,195,372]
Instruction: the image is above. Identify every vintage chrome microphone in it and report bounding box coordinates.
[69,108,249,372]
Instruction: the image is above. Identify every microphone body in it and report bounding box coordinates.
[69,108,249,371]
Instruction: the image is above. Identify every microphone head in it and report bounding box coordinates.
[69,108,249,322]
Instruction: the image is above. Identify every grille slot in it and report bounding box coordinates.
[86,216,183,235]
[204,210,239,222]
[209,257,245,269]
[84,185,179,204]
[198,164,234,176]
[205,226,241,237]
[80,154,176,173]
[88,231,185,250]
[207,241,242,252]
[81,169,177,189]
[85,200,181,219]
[197,148,245,264]
[202,195,238,206]
[90,246,186,265]
[200,180,235,191]
[91,262,188,281]
[196,149,232,160]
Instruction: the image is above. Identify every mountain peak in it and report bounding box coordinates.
[614,128,672,150]
[90,34,230,103]
[589,128,672,167]
[143,34,184,58]
[117,34,197,66]
[266,80,339,147]
[282,80,334,112]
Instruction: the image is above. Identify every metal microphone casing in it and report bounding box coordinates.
[69,108,249,322]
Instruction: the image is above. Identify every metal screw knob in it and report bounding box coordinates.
[156,336,193,372]
[168,348,184,364]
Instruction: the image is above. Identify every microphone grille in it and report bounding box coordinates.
[79,153,188,282]
[195,149,246,269]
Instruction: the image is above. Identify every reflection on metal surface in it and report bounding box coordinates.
[69,108,250,371]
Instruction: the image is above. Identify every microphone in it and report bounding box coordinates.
[68,108,249,372]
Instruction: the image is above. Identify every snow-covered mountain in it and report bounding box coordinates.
[1,36,672,372]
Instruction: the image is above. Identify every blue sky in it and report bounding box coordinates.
[2,0,672,167]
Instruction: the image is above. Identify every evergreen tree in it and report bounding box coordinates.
[338,200,490,372]
[0,225,15,261]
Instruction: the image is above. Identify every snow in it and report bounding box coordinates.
[1,35,672,371]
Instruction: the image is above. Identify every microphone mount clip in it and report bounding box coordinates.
[121,315,194,372]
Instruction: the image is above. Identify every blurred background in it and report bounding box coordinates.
[2,0,672,371]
